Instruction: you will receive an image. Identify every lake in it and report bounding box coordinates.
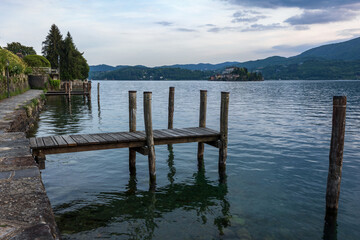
[30,80,360,240]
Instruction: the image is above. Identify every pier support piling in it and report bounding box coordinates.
[129,91,137,175]
[326,96,347,211]
[144,92,156,187]
[219,92,229,177]
[197,90,207,166]
[168,87,175,148]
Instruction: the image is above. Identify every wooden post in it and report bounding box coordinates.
[144,92,156,186]
[168,87,175,129]
[97,82,100,99]
[197,90,207,165]
[129,91,137,175]
[64,82,68,93]
[68,82,71,99]
[6,60,10,98]
[326,96,346,211]
[219,92,229,175]
[83,82,86,93]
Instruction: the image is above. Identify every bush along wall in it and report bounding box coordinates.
[0,48,31,100]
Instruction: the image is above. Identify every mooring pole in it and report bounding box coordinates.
[129,91,137,175]
[168,87,175,129]
[144,92,156,187]
[68,82,71,99]
[219,92,229,176]
[197,90,207,165]
[83,82,86,93]
[326,96,347,211]
[97,82,100,99]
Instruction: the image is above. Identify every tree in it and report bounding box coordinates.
[42,24,63,69]
[5,42,36,56]
[60,32,89,80]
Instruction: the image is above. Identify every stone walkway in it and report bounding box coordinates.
[0,90,43,133]
[0,91,60,239]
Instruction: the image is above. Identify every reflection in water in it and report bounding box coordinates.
[54,165,229,239]
[167,145,175,184]
[28,96,92,137]
[323,209,338,240]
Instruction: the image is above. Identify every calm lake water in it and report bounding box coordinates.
[30,80,360,240]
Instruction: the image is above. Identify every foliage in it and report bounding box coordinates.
[42,25,89,80]
[261,59,360,80]
[0,48,27,75]
[49,77,61,89]
[5,42,36,56]
[42,24,63,69]
[91,66,213,80]
[23,55,51,68]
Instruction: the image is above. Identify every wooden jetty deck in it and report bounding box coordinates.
[30,88,229,186]
[45,81,91,97]
[29,127,220,155]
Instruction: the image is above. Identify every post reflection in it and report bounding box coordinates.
[323,209,338,240]
[54,153,230,239]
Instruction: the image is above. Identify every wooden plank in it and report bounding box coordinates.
[153,130,169,139]
[135,131,146,138]
[97,133,118,143]
[129,131,146,140]
[107,133,129,142]
[169,129,189,137]
[178,128,203,137]
[70,135,89,145]
[202,127,220,134]
[52,136,68,147]
[42,136,56,148]
[80,134,100,144]
[61,135,77,147]
[35,138,45,148]
[158,129,178,138]
[154,129,173,138]
[29,137,37,148]
[89,134,107,143]
[121,132,140,142]
[165,129,184,137]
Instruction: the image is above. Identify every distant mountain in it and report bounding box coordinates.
[89,37,360,80]
[296,37,360,61]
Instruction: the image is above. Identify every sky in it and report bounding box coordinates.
[0,0,360,67]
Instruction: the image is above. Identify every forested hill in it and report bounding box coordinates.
[89,66,213,80]
[90,37,360,80]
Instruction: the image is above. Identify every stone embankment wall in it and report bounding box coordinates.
[0,90,60,239]
[0,72,29,100]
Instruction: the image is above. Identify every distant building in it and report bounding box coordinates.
[222,67,235,74]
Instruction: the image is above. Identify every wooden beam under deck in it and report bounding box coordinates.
[30,127,220,156]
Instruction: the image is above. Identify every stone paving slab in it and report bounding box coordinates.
[0,91,60,239]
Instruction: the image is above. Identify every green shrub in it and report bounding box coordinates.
[0,49,27,75]
[23,55,51,68]
[49,78,60,89]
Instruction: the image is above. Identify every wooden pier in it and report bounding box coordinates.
[45,81,91,98]
[29,88,230,185]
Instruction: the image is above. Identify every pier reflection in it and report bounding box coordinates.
[323,209,338,240]
[29,95,92,136]
[54,165,230,238]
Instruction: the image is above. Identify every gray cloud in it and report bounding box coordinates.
[155,21,173,26]
[176,28,196,32]
[224,0,360,9]
[337,28,360,37]
[272,44,318,53]
[232,10,267,23]
[285,8,358,25]
[242,23,286,32]
[293,25,310,31]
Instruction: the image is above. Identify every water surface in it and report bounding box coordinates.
[31,80,360,239]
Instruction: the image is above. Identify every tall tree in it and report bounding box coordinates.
[5,42,36,56]
[42,24,63,69]
[60,32,89,80]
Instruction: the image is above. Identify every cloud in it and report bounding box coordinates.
[285,8,358,25]
[224,0,360,9]
[155,21,173,26]
[242,23,286,32]
[293,25,310,31]
[337,28,360,37]
[232,10,267,23]
[176,28,196,32]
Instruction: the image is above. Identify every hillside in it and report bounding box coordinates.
[89,37,360,80]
